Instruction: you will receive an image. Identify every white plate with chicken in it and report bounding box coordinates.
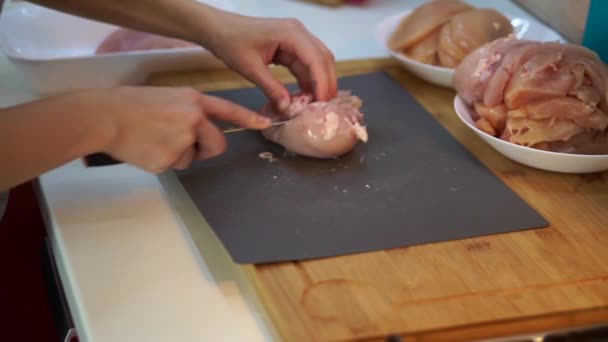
[453,37,608,174]
[374,0,565,88]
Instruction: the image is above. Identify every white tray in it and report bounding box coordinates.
[0,1,235,95]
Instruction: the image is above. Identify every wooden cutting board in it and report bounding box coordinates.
[149,59,608,342]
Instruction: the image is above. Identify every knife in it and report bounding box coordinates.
[221,119,289,134]
[474,323,608,341]
[84,120,289,167]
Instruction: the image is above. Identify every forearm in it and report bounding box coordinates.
[27,0,225,45]
[0,94,112,191]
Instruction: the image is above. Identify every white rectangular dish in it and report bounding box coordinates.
[0,1,234,95]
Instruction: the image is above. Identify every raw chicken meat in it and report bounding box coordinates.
[388,0,473,52]
[454,37,608,154]
[388,0,512,68]
[437,8,513,68]
[96,28,197,54]
[260,91,368,158]
[406,28,441,65]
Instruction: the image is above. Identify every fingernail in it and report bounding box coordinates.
[278,98,291,111]
[257,115,272,126]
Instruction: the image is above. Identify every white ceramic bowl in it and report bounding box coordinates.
[453,95,608,173]
[375,9,564,88]
[0,0,235,95]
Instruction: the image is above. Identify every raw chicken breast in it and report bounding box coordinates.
[406,28,441,65]
[388,0,512,68]
[260,91,368,158]
[388,0,473,52]
[96,28,197,54]
[453,37,531,105]
[454,37,608,154]
[437,8,513,68]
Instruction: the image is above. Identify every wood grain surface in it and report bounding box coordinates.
[148,59,608,341]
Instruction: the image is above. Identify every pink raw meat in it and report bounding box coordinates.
[260,91,368,158]
[436,8,513,68]
[454,37,608,154]
[389,0,473,52]
[389,1,512,68]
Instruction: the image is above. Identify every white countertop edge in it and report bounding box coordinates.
[36,160,278,342]
[35,177,95,342]
[157,172,282,341]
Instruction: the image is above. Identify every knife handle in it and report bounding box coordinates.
[83,153,123,167]
[543,324,608,341]
[84,141,202,167]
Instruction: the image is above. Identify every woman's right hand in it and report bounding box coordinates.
[84,86,270,173]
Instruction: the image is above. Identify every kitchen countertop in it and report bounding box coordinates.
[149,59,608,342]
[0,1,562,341]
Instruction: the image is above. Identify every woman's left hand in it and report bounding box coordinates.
[200,12,338,109]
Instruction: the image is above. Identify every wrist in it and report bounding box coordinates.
[185,3,236,53]
[65,90,119,157]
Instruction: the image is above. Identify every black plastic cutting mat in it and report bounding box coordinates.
[175,71,548,264]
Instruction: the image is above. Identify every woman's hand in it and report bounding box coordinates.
[32,0,337,106]
[94,86,271,172]
[199,13,338,109]
[29,0,338,107]
[2,85,271,190]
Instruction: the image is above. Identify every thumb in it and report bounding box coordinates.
[242,57,292,111]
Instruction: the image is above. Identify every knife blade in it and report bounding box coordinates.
[222,119,290,134]
[472,323,608,341]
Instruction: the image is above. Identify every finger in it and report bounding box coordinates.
[172,147,196,170]
[196,115,227,160]
[279,33,330,101]
[235,56,292,111]
[278,20,333,100]
[310,35,338,98]
[274,51,314,94]
[198,93,271,129]
[163,118,198,156]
